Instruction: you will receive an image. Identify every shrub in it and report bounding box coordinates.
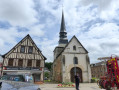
[91,77,98,83]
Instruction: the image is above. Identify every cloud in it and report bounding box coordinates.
[0,24,46,54]
[78,22,119,63]
[81,0,119,20]
[0,0,38,26]
[28,24,45,37]
[33,36,58,62]
[85,23,119,38]
[0,0,119,63]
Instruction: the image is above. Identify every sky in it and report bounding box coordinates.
[0,0,119,63]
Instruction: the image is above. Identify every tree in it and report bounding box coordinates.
[45,62,53,71]
[44,72,50,78]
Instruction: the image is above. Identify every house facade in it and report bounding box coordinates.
[52,11,91,83]
[2,34,46,83]
[91,61,106,78]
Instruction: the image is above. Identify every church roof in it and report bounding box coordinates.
[56,35,88,59]
[2,34,46,60]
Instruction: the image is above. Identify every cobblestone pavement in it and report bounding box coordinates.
[39,83,105,90]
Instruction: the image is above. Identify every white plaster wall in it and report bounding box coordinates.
[64,38,86,53]
[82,71,89,82]
[88,63,92,82]
[63,53,87,71]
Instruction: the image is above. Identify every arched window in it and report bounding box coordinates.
[73,46,76,51]
[73,57,78,64]
[62,55,65,65]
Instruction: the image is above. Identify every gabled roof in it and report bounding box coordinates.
[2,34,46,60]
[56,35,88,59]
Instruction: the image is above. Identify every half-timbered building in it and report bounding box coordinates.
[2,34,46,83]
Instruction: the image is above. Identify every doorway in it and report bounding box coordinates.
[70,67,83,82]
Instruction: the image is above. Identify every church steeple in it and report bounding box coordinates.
[59,10,68,45]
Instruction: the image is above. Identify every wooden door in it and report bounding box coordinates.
[70,67,83,83]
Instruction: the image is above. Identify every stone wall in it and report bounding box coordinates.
[53,56,62,82]
[91,64,106,78]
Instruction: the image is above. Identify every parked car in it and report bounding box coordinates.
[0,75,25,82]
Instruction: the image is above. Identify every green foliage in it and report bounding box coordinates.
[44,72,50,78]
[45,62,53,71]
[61,82,73,85]
[91,77,98,83]
[44,80,51,82]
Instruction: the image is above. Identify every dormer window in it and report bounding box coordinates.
[20,46,25,53]
[28,46,33,53]
[73,46,76,51]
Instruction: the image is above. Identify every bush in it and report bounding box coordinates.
[44,72,50,78]
[91,77,98,83]
[61,82,73,85]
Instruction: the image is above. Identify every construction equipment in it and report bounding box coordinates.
[97,55,119,90]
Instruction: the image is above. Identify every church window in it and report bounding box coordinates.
[73,46,76,51]
[18,59,23,67]
[27,60,32,67]
[28,46,33,53]
[62,55,65,65]
[36,60,41,67]
[20,46,25,53]
[73,57,78,64]
[8,59,14,66]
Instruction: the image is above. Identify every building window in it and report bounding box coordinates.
[20,46,25,53]
[63,55,65,65]
[28,46,33,53]
[18,59,23,67]
[36,60,40,67]
[73,57,78,64]
[27,60,32,67]
[8,59,13,66]
[73,46,76,50]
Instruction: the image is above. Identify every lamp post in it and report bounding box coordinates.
[74,56,76,76]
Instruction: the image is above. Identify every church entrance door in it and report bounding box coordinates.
[70,67,83,83]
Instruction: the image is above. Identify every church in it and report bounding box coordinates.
[52,11,91,83]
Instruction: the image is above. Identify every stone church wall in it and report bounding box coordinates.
[53,56,62,82]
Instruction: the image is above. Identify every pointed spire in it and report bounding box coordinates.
[59,10,68,45]
[60,10,66,32]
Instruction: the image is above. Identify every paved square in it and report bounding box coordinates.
[39,83,105,90]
